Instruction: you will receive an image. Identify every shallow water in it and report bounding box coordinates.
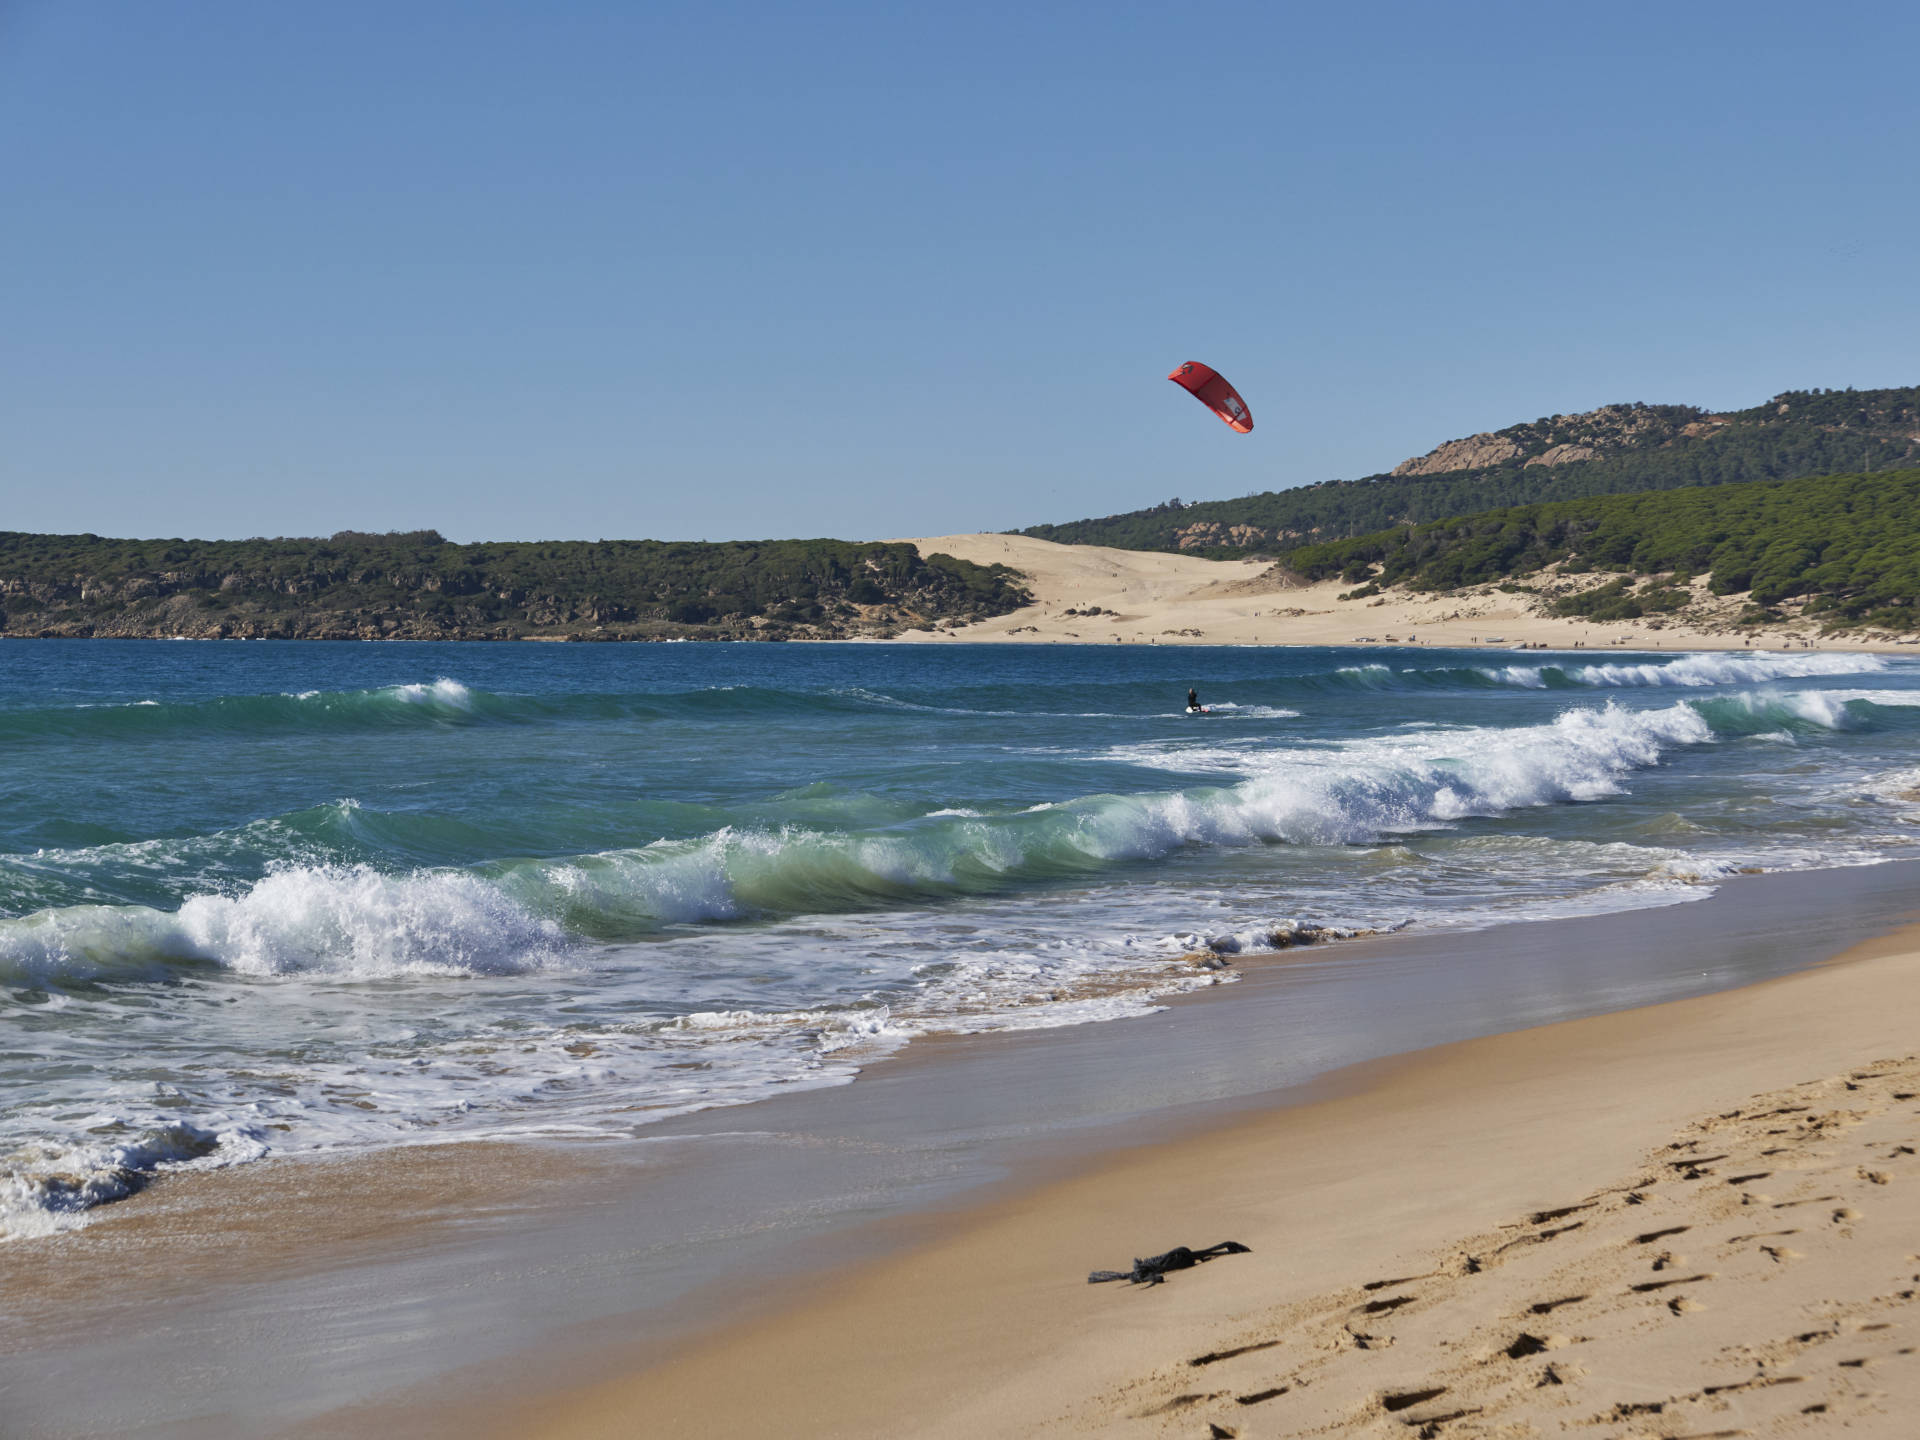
[5,639,1918,1237]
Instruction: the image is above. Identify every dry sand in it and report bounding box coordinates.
[520,926,1920,1440]
[894,533,1910,653]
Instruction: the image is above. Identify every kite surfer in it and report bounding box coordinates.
[1187,688,1204,714]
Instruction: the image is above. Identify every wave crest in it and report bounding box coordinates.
[2,685,1901,987]
[0,866,568,984]
[1324,651,1889,695]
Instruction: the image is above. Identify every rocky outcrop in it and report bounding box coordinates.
[1392,434,1523,477]
[1173,522,1277,551]
[1392,402,1701,477]
[1524,442,1599,467]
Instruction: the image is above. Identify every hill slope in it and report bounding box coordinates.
[1021,386,1920,555]
[1287,466,1920,632]
[0,531,1029,641]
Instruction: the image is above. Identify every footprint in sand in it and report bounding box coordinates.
[1631,1274,1714,1293]
[1526,1294,1587,1315]
[1504,1332,1573,1358]
[1380,1385,1449,1414]
[1357,1294,1415,1315]
[1634,1225,1690,1245]
[1232,1385,1287,1407]
[1187,1338,1280,1367]
[1361,1272,1432,1291]
[1529,1202,1595,1223]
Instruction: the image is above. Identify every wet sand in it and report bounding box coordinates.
[518,918,1920,1440]
[5,864,1918,1438]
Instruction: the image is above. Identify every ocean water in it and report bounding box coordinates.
[4,639,1919,1239]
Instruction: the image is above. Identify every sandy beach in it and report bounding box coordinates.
[518,918,1920,1440]
[5,865,1918,1438]
[894,534,1915,654]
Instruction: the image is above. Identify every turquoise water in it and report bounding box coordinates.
[4,639,1918,1236]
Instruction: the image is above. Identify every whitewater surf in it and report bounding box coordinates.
[4,639,1918,1240]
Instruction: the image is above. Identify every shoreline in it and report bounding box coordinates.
[7,862,1917,1436]
[507,914,1920,1440]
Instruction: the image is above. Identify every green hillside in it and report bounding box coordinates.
[1284,467,1920,631]
[1021,386,1920,556]
[0,530,1028,641]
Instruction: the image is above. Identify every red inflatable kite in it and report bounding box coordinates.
[1168,361,1253,433]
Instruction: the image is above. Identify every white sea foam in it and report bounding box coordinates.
[1563,651,1887,688]
[1106,701,1711,832]
[1483,664,1550,687]
[387,678,474,707]
[1,1122,267,1240]
[1820,689,1920,708]
[1199,702,1301,718]
[0,865,569,984]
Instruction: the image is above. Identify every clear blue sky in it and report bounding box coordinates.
[4,1,1916,543]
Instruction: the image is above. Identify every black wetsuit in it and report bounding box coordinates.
[1187,689,1199,711]
[1089,1241,1251,1286]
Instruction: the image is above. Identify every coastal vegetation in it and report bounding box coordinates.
[1022,386,1920,556]
[1283,467,1920,631]
[0,531,1029,641]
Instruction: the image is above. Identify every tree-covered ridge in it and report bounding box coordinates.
[1284,467,1920,631]
[1021,386,1920,555]
[0,530,1030,641]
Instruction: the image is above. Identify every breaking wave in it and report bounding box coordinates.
[2,696,1801,986]
[0,866,570,984]
[1324,651,1888,694]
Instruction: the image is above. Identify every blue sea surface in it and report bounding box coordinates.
[4,638,1918,1236]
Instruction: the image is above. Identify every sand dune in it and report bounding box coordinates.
[896,534,1902,653]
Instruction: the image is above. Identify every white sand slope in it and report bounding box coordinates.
[896,533,1898,653]
[896,533,1275,644]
